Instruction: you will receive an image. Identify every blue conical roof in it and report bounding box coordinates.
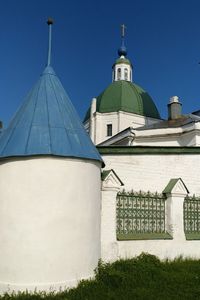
[0,66,103,164]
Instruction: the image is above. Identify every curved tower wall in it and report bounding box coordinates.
[0,156,101,293]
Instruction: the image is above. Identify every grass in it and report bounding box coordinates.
[2,253,200,300]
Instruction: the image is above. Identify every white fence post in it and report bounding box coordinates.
[101,170,123,262]
[163,178,189,241]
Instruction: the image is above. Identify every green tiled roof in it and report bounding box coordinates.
[84,81,160,121]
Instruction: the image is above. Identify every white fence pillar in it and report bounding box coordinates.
[163,178,189,241]
[101,170,123,262]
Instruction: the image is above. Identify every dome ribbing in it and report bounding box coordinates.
[84,81,160,121]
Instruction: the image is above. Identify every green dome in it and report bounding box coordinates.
[84,81,160,121]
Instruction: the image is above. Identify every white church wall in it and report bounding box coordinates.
[132,125,199,147]
[0,157,101,294]
[194,123,200,145]
[118,111,160,131]
[195,134,200,146]
[133,136,180,146]
[179,130,197,146]
[94,113,119,145]
[90,111,160,145]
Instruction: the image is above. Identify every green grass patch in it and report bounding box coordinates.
[2,253,200,300]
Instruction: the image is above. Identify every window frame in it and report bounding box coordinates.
[107,124,112,137]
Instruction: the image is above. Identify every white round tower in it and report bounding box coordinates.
[0,20,103,294]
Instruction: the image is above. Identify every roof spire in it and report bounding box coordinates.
[121,24,126,38]
[118,24,127,57]
[47,18,54,66]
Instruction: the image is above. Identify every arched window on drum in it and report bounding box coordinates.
[124,68,128,81]
[117,68,121,80]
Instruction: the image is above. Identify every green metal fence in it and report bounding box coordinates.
[116,190,171,240]
[184,195,200,240]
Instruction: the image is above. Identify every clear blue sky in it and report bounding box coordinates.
[1,0,200,126]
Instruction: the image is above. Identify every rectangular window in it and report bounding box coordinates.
[107,124,112,136]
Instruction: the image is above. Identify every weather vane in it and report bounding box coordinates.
[47,18,54,66]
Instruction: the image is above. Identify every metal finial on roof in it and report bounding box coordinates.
[118,24,127,57]
[121,24,126,38]
[47,18,54,66]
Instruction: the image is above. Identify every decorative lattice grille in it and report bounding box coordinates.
[184,195,200,234]
[116,191,166,236]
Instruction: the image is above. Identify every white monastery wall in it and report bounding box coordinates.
[101,153,200,261]
[117,236,200,260]
[102,154,200,195]
[0,157,101,294]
